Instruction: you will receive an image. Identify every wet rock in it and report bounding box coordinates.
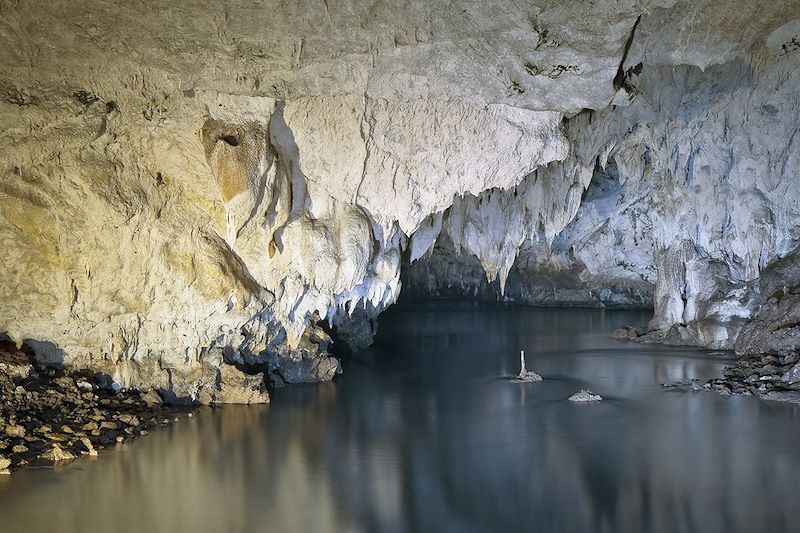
[514,369,543,383]
[612,326,645,340]
[212,365,270,404]
[116,414,140,427]
[757,364,781,376]
[512,351,543,383]
[761,391,800,405]
[41,445,75,462]
[79,437,98,456]
[0,346,195,474]
[782,362,800,384]
[569,390,603,402]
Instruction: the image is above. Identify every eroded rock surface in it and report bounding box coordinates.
[0,1,799,400]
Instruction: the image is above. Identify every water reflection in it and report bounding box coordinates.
[2,303,800,533]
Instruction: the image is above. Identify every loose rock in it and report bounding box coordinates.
[0,343,195,474]
[41,445,75,462]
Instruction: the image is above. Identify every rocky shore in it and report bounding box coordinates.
[663,351,800,404]
[0,343,194,475]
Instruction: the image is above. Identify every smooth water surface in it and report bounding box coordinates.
[2,303,800,533]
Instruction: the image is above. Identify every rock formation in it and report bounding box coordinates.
[568,390,603,402]
[1,1,799,402]
[513,350,543,382]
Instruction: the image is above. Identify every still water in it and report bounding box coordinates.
[2,302,800,533]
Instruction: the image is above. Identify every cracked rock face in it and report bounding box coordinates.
[1,1,799,401]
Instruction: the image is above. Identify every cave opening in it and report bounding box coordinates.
[2,1,800,531]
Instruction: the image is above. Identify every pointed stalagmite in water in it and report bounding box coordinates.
[513,350,543,382]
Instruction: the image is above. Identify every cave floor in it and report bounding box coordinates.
[1,303,799,533]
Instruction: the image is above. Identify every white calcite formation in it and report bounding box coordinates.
[1,1,799,401]
[407,11,800,357]
[513,351,543,383]
[568,390,603,402]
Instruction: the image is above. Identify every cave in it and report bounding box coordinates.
[1,1,800,531]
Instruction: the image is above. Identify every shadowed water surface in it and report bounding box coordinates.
[2,303,800,532]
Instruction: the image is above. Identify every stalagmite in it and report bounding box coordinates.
[513,350,543,383]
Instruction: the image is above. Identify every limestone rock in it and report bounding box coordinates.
[568,390,603,402]
[41,445,76,462]
[140,390,163,408]
[0,1,799,401]
[5,425,25,438]
[212,366,270,405]
[512,351,543,383]
[79,437,98,457]
[408,26,800,366]
[330,307,380,352]
[0,361,32,380]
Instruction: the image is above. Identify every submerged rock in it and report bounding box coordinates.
[568,390,603,402]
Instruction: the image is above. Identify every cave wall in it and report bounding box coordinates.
[0,1,799,401]
[407,37,800,352]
